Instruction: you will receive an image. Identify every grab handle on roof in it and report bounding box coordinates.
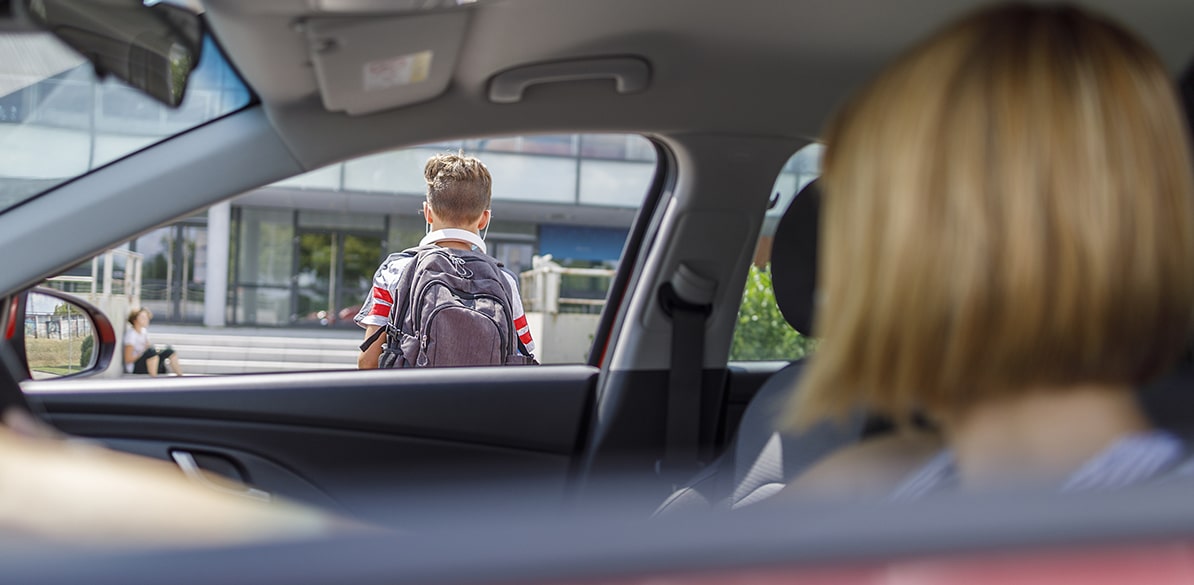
[488,57,650,104]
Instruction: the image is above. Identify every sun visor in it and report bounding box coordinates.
[304,10,469,115]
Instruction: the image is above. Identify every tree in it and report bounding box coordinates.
[80,335,94,368]
[729,263,816,361]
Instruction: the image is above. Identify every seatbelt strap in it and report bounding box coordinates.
[658,265,716,477]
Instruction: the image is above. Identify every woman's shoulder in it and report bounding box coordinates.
[780,430,943,501]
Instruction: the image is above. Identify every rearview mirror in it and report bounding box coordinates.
[22,288,116,380]
[20,0,204,108]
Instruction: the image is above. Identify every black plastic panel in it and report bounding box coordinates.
[24,366,596,526]
[27,365,598,455]
[584,368,727,480]
[61,416,571,526]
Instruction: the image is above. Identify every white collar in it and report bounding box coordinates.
[420,228,487,254]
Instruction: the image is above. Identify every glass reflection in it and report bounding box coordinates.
[24,292,96,379]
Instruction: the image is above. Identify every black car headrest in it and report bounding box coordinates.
[1183,62,1194,141]
[770,178,821,335]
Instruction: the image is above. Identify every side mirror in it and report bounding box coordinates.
[19,288,116,380]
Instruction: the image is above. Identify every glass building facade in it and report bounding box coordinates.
[72,136,821,329]
[117,134,658,328]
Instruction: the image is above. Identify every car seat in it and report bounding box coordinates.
[656,174,1194,514]
[1142,60,1194,437]
[654,179,867,514]
[657,69,1194,511]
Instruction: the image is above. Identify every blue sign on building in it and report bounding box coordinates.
[538,225,629,264]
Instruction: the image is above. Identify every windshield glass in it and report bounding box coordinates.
[0,32,252,214]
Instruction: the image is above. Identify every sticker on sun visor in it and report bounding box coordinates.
[363,50,433,91]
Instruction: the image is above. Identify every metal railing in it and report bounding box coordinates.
[520,256,615,315]
[44,249,143,310]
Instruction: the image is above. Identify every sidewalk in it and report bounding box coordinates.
[149,325,364,375]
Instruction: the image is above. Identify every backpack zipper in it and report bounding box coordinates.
[419,291,510,362]
[409,254,510,324]
[405,251,516,362]
[407,251,496,315]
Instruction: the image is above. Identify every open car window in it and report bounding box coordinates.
[0,32,252,214]
[36,134,657,377]
[729,143,822,362]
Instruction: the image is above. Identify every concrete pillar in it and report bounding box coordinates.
[204,201,231,327]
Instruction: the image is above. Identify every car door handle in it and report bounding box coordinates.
[170,450,272,502]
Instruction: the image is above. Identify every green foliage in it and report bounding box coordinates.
[80,335,94,368]
[729,263,817,361]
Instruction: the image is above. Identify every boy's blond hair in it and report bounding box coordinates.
[424,152,492,225]
[787,4,1194,429]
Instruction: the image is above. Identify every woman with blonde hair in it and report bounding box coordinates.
[786,3,1194,497]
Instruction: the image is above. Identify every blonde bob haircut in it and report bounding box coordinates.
[786,3,1194,429]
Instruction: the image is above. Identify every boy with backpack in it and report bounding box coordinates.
[355,153,537,368]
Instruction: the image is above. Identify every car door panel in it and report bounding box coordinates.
[63,420,574,525]
[97,436,345,510]
[24,366,597,523]
[584,369,728,479]
[588,363,789,479]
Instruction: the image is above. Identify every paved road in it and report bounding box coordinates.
[149,325,364,375]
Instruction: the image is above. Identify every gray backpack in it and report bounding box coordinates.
[362,245,537,368]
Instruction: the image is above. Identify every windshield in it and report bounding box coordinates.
[0,32,252,214]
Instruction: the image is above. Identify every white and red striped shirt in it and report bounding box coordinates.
[354,231,536,355]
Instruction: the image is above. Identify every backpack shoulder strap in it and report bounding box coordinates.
[389,246,436,333]
[492,262,535,358]
[359,248,423,353]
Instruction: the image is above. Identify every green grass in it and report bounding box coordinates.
[32,366,84,376]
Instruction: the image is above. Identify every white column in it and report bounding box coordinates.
[204,201,231,327]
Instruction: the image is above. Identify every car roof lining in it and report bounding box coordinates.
[203,0,1194,172]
